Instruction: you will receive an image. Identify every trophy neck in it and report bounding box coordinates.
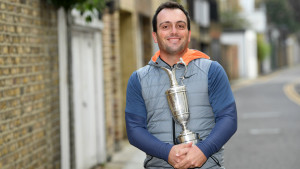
[160,67,178,87]
[182,123,188,131]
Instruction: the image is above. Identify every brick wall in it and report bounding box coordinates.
[0,0,60,168]
[102,8,124,159]
[111,11,124,149]
[102,9,117,159]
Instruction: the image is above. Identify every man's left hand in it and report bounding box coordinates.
[173,145,207,169]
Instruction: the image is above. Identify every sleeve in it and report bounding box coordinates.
[125,71,173,161]
[196,61,238,158]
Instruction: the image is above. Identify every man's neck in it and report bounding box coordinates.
[160,49,188,66]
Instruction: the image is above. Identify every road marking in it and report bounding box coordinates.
[249,128,281,135]
[283,80,300,106]
[241,112,281,119]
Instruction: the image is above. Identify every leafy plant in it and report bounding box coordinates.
[257,34,270,61]
[265,0,300,33]
[220,10,250,30]
[46,0,108,22]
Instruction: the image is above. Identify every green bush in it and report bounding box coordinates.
[257,34,270,61]
[46,0,108,22]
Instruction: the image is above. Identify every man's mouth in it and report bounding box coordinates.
[167,37,180,43]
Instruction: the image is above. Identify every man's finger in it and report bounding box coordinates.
[174,157,189,169]
[175,142,193,156]
[176,147,190,157]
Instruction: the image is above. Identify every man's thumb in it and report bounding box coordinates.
[183,142,193,148]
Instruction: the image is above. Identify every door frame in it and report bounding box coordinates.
[58,8,71,169]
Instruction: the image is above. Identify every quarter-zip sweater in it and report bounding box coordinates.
[126,49,237,168]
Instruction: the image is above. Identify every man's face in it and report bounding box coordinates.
[152,8,191,55]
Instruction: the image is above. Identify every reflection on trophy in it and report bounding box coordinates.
[161,59,201,145]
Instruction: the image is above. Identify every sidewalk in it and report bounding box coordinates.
[104,141,145,169]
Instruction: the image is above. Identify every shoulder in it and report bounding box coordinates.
[208,61,227,77]
[191,58,213,74]
[136,64,157,80]
[207,61,230,89]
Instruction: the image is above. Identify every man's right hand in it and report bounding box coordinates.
[168,142,193,167]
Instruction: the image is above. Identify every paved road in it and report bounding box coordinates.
[225,65,300,169]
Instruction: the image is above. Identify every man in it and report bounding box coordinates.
[125,2,237,169]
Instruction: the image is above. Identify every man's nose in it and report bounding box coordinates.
[170,25,178,34]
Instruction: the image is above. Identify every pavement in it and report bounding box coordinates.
[295,83,300,95]
[103,66,300,169]
[104,141,145,169]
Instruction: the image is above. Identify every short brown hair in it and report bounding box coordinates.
[152,1,191,32]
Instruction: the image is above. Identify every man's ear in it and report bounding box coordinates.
[152,32,158,43]
[188,30,191,42]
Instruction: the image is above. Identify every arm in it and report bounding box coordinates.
[174,61,237,169]
[196,61,238,158]
[125,71,173,161]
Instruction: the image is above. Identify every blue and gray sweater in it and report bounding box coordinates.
[125,49,237,168]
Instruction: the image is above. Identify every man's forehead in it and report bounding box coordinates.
[156,8,187,23]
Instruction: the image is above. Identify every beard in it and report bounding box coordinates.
[164,42,186,55]
[157,33,189,55]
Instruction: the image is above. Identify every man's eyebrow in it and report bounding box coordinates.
[177,21,187,24]
[159,20,187,26]
[159,21,171,27]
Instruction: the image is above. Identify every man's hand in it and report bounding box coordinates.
[174,145,207,169]
[168,142,192,167]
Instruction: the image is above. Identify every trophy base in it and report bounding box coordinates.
[175,131,201,145]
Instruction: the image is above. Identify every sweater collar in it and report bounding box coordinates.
[150,48,210,66]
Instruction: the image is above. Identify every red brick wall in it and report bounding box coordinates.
[0,0,60,168]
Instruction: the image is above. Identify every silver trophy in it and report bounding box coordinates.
[161,58,201,145]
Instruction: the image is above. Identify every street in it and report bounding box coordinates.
[225,65,300,169]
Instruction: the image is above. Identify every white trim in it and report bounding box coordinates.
[94,32,106,163]
[71,9,103,30]
[58,8,70,169]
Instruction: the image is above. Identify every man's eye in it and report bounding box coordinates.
[162,25,169,29]
[177,24,185,29]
